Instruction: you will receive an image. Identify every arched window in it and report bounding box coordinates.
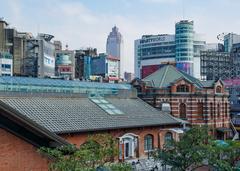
[179,103,187,119]
[177,85,189,92]
[225,103,228,118]
[198,102,204,118]
[210,102,214,119]
[217,103,221,118]
[164,132,173,145]
[144,134,153,151]
[216,86,222,93]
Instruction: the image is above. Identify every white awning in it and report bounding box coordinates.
[168,128,185,134]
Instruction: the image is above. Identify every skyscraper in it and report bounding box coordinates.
[224,33,240,52]
[175,20,194,76]
[106,26,123,77]
[134,20,205,79]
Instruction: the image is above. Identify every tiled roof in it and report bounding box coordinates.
[200,80,216,88]
[143,65,215,88]
[0,96,181,134]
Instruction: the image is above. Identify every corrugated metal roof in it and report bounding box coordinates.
[0,96,181,134]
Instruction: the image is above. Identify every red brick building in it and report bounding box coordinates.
[132,65,232,139]
[0,76,186,170]
[0,101,68,171]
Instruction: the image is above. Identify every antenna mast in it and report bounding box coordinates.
[182,0,185,20]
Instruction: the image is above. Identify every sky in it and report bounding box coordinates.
[1,0,240,73]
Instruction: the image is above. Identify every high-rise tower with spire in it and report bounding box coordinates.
[106,26,123,78]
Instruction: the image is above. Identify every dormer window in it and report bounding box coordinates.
[216,86,222,93]
[177,85,189,92]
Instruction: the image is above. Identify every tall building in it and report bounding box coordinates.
[193,34,206,79]
[106,26,123,77]
[200,42,240,81]
[224,33,240,52]
[55,43,75,79]
[55,54,74,79]
[134,20,205,79]
[134,39,141,78]
[37,33,55,78]
[91,53,120,82]
[75,48,97,80]
[134,34,176,79]
[0,18,8,52]
[13,32,33,76]
[0,18,33,76]
[231,43,240,78]
[200,51,231,80]
[23,33,55,78]
[175,20,194,76]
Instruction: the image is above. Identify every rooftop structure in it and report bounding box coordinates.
[0,76,131,96]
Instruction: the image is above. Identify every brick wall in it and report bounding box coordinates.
[137,78,231,139]
[0,128,50,171]
[61,126,180,159]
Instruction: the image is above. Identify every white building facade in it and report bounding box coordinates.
[0,52,13,76]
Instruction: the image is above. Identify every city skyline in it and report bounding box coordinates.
[1,0,240,73]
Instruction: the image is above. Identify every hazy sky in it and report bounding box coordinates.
[1,0,240,73]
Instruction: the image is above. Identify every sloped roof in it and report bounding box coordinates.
[200,80,216,88]
[143,65,214,88]
[0,96,181,134]
[0,100,69,147]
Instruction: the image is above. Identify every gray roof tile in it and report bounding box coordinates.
[0,97,181,134]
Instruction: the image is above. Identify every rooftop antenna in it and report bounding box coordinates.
[182,0,185,20]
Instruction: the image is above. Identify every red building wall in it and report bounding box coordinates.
[61,126,180,159]
[0,128,50,171]
[138,79,231,139]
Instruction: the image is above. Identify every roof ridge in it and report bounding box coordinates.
[178,69,203,88]
[159,65,169,87]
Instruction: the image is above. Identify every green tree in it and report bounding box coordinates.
[154,126,240,171]
[39,133,131,171]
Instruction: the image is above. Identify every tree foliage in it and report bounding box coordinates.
[39,133,132,171]
[154,126,240,171]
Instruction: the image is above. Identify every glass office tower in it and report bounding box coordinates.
[175,20,194,75]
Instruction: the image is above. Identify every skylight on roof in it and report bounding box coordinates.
[90,97,124,115]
